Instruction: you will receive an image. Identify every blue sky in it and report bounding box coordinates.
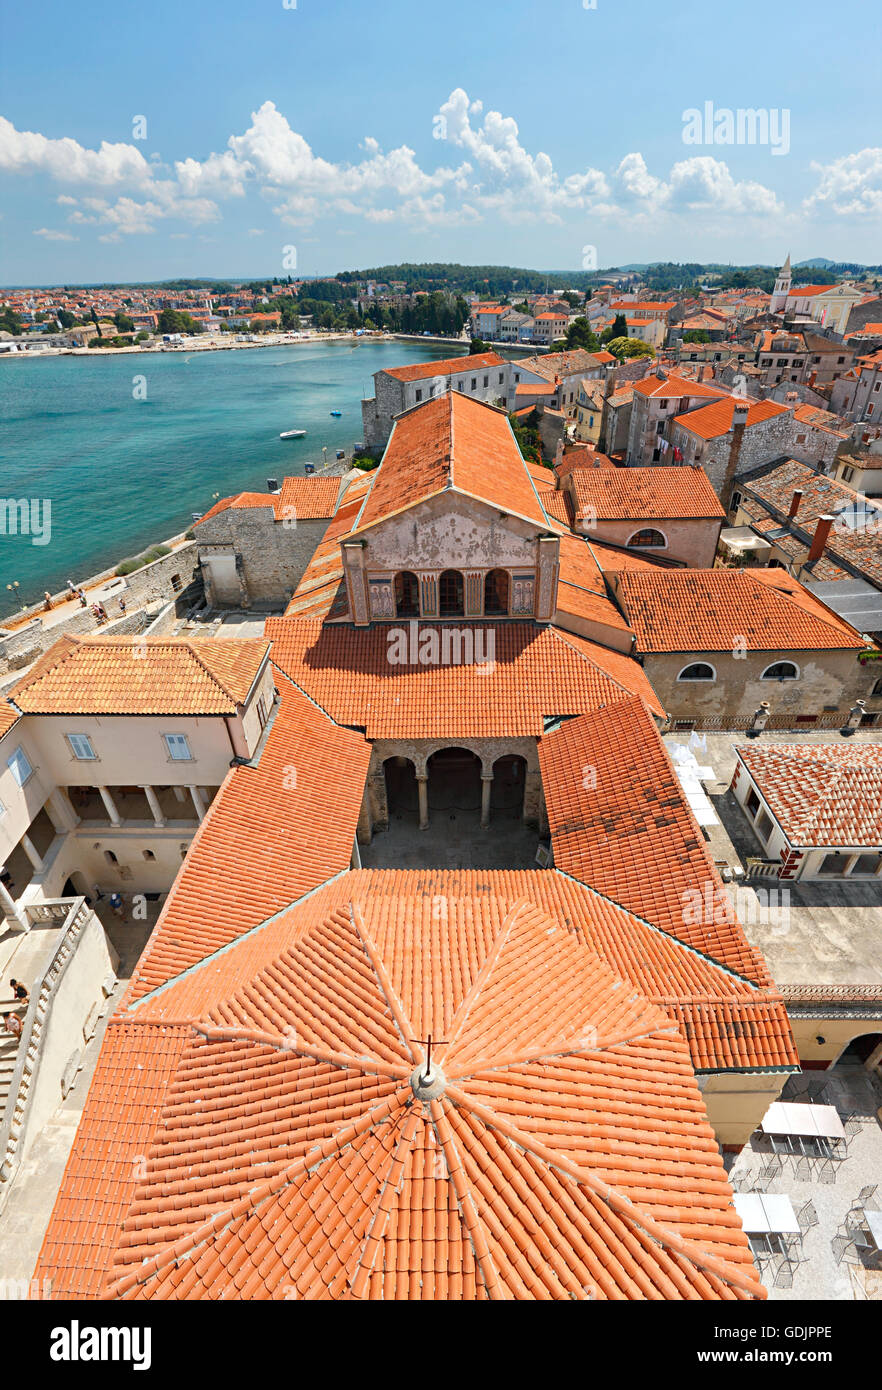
[1,0,880,283]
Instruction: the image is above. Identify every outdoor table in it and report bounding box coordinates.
[864,1211,882,1251]
[734,1193,799,1235]
[761,1102,846,1155]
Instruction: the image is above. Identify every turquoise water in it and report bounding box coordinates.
[0,339,460,607]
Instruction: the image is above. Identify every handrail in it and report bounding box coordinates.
[0,897,92,1208]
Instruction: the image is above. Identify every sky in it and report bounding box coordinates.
[1,0,880,285]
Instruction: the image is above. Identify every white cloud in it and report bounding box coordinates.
[804,148,882,216]
[34,227,77,241]
[0,116,151,185]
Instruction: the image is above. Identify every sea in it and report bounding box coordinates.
[0,338,462,605]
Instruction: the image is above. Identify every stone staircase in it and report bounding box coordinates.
[0,898,92,1199]
[0,1035,19,1123]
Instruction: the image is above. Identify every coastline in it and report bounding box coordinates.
[0,330,480,361]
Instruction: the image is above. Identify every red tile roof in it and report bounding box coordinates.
[194,492,276,526]
[384,352,503,383]
[615,569,866,652]
[9,636,270,715]
[568,465,725,521]
[0,699,20,740]
[632,375,728,401]
[119,673,372,1006]
[588,540,678,573]
[735,743,882,847]
[674,398,790,441]
[274,475,340,521]
[540,697,772,976]
[354,393,548,532]
[266,617,664,734]
[38,885,769,1300]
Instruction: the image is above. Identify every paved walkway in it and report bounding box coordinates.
[727,1063,882,1300]
[0,905,155,1292]
[361,806,542,871]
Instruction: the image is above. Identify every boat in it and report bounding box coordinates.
[330,410,342,417]
[279,429,306,439]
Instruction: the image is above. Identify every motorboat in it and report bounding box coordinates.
[279,428,306,439]
[329,410,342,417]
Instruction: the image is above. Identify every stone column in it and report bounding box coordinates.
[0,877,28,932]
[189,785,207,823]
[480,775,493,830]
[417,775,429,831]
[98,785,122,827]
[21,834,44,872]
[46,787,80,832]
[142,785,166,828]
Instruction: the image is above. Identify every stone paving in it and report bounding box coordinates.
[726,1062,882,1300]
[360,804,542,871]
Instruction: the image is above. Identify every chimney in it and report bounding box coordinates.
[788,488,803,519]
[808,514,834,564]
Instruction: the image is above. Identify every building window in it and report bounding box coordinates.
[852,853,882,876]
[745,787,761,817]
[731,491,742,510]
[393,570,420,618]
[817,852,851,876]
[170,573,182,593]
[627,528,666,549]
[164,733,193,761]
[415,389,422,402]
[142,850,156,862]
[761,661,799,681]
[677,662,716,681]
[66,733,97,761]
[439,570,465,618]
[484,569,510,616]
[470,379,476,390]
[755,809,773,841]
[483,376,489,387]
[7,747,33,787]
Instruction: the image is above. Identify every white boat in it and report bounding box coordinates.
[279,428,306,439]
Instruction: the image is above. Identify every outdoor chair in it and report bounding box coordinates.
[856,1184,877,1206]
[796,1200,818,1232]
[817,1159,837,1184]
[832,1232,860,1266]
[842,1112,864,1139]
[793,1156,815,1183]
[757,1157,782,1186]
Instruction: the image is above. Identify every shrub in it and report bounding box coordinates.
[115,544,172,576]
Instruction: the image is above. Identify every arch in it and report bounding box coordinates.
[490,753,527,817]
[677,662,716,682]
[827,1031,882,1072]
[426,746,481,814]
[383,755,418,823]
[871,678,882,698]
[626,527,667,549]
[484,569,510,616]
[393,570,420,618]
[439,569,465,618]
[761,661,799,681]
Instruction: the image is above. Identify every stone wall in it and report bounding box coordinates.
[676,412,843,499]
[642,648,876,729]
[0,587,175,680]
[196,508,329,606]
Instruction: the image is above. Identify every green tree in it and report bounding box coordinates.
[682,328,710,343]
[114,312,135,333]
[0,308,23,335]
[470,337,487,354]
[90,307,103,338]
[157,308,203,335]
[611,313,628,339]
[606,335,654,361]
[562,317,600,352]
[56,309,76,329]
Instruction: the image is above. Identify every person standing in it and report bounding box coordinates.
[109,892,125,919]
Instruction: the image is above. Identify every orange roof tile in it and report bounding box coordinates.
[354,393,548,532]
[615,569,865,652]
[266,617,664,735]
[540,697,770,975]
[735,743,882,847]
[674,398,790,440]
[632,375,728,401]
[568,465,725,521]
[384,351,503,383]
[274,475,340,521]
[194,492,276,526]
[588,539,678,573]
[39,892,767,1301]
[9,636,270,715]
[0,699,20,740]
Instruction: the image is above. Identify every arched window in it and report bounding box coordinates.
[439,569,464,617]
[484,569,510,616]
[677,662,716,682]
[394,570,420,618]
[627,528,667,549]
[872,678,882,697]
[761,661,799,681]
